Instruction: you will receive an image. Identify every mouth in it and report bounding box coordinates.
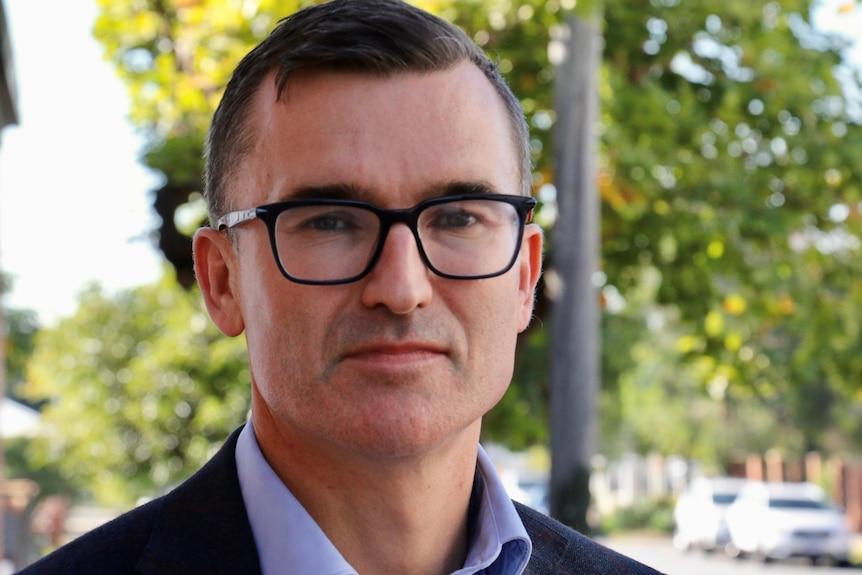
[341,341,449,367]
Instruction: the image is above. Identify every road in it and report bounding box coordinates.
[601,535,861,574]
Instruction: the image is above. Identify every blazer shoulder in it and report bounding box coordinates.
[15,498,162,574]
[16,427,256,575]
[515,502,665,575]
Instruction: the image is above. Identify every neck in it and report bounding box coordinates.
[252,404,481,575]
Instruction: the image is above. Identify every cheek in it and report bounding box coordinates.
[238,268,316,381]
[463,280,523,380]
[243,301,297,388]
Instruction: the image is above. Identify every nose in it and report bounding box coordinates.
[360,223,433,314]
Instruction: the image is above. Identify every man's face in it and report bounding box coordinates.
[197,62,542,458]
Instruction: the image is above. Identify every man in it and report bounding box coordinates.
[20,1,663,573]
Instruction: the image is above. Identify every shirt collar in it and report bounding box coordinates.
[236,422,532,575]
[235,423,356,575]
[456,446,532,575]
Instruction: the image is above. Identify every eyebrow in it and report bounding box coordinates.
[430,180,499,197]
[288,180,501,203]
[290,183,363,201]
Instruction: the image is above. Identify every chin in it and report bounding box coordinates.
[334,409,480,460]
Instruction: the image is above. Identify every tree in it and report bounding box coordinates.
[22,275,249,505]
[597,0,862,458]
[4,305,39,402]
[93,0,321,286]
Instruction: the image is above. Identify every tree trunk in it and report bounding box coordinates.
[548,13,601,534]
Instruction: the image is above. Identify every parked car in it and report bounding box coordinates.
[724,481,851,565]
[673,476,748,552]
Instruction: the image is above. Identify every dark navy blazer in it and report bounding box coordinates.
[17,428,664,574]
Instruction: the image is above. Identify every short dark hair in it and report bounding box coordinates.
[204,0,531,221]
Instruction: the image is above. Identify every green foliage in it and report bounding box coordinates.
[93,0,318,140]
[4,304,40,398]
[599,496,676,535]
[594,0,862,460]
[484,326,551,449]
[143,133,205,188]
[21,274,249,505]
[4,437,70,500]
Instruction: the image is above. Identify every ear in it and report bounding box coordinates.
[516,223,544,332]
[193,227,246,337]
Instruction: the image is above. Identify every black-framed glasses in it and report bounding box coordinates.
[216,193,536,285]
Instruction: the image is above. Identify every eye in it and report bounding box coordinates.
[435,209,478,229]
[284,207,368,234]
[425,198,518,232]
[302,211,358,232]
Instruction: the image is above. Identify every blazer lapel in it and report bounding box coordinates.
[136,427,263,574]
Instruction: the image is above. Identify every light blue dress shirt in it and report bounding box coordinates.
[236,422,532,575]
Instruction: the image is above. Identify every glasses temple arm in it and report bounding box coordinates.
[216,208,257,230]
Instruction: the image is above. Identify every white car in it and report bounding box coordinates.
[673,476,748,552]
[724,481,851,565]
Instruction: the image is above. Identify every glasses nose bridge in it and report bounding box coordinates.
[376,206,425,251]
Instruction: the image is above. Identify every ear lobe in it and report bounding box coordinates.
[516,224,544,333]
[193,228,245,337]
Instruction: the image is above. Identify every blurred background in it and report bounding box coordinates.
[1,0,861,571]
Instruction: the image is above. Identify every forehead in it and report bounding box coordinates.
[234,63,519,207]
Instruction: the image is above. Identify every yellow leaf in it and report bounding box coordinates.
[707,240,724,259]
[725,332,743,352]
[705,311,724,337]
[723,294,747,315]
[779,295,796,315]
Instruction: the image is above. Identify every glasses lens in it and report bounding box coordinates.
[274,204,380,282]
[269,197,526,283]
[417,198,522,278]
